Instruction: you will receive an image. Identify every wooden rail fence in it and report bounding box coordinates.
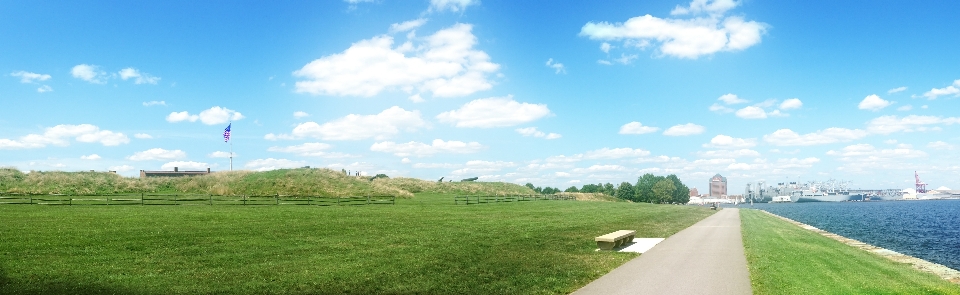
[0,193,396,206]
[454,194,576,205]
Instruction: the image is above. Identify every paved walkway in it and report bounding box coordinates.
[571,208,752,295]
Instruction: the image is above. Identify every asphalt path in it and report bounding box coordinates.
[571,208,752,295]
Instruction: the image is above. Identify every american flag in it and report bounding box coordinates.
[223,123,231,142]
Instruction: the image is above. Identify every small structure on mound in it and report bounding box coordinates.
[140,167,211,178]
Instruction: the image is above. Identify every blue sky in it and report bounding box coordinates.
[3,0,960,192]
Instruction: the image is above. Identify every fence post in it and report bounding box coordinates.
[243,195,247,206]
[141,193,144,206]
[366,195,370,205]
[337,196,340,205]
[107,196,110,206]
[276,194,279,205]
[209,194,212,206]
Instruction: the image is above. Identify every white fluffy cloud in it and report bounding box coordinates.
[709,94,749,113]
[208,151,235,158]
[428,0,478,13]
[572,164,629,173]
[697,149,760,158]
[715,96,801,118]
[927,141,955,150]
[663,123,705,136]
[389,18,427,33]
[272,106,426,141]
[888,86,907,94]
[582,147,651,159]
[516,127,561,139]
[858,94,892,111]
[244,158,307,171]
[545,58,566,74]
[37,85,53,93]
[735,106,767,119]
[779,98,802,110]
[619,121,660,134]
[0,124,129,149]
[717,93,747,104]
[166,106,245,125]
[451,160,517,175]
[134,133,153,139]
[413,162,460,169]
[827,144,927,169]
[110,165,135,172]
[437,96,551,128]
[81,154,101,160]
[71,64,107,84]
[579,0,766,59]
[703,134,756,148]
[166,111,198,123]
[293,111,309,119]
[267,142,337,157]
[128,148,187,161]
[922,80,960,100]
[370,139,484,157]
[671,0,739,15]
[10,71,51,83]
[763,128,868,146]
[294,23,499,98]
[161,161,210,171]
[118,68,160,84]
[143,101,166,107]
[866,115,960,135]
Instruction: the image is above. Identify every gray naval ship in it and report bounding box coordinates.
[744,179,901,203]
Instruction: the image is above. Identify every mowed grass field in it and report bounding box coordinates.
[0,193,713,295]
[740,209,960,295]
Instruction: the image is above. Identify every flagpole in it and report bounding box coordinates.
[229,121,233,171]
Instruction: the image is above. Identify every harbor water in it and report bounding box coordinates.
[745,199,960,271]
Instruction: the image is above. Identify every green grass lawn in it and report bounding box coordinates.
[740,209,960,295]
[0,193,713,294]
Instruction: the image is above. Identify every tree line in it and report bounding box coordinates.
[525,173,690,204]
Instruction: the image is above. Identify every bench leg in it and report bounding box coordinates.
[596,241,616,250]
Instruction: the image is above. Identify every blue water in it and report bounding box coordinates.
[743,200,960,271]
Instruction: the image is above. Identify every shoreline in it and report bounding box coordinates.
[759,210,960,285]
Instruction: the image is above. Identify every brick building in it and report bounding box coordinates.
[709,174,727,197]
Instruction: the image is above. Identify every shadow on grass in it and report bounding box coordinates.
[0,268,151,295]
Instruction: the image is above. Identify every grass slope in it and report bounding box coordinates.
[0,193,712,294]
[740,209,960,294]
[0,168,535,197]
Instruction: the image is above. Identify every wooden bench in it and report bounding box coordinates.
[595,230,636,250]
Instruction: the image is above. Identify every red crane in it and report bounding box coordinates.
[915,171,927,194]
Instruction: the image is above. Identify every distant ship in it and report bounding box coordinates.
[745,179,894,203]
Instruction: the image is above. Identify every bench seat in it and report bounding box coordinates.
[595,230,636,250]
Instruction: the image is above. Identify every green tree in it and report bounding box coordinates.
[635,173,662,203]
[666,174,690,204]
[603,183,615,196]
[525,183,536,191]
[564,186,579,193]
[652,179,676,203]
[614,182,635,200]
[579,183,600,193]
